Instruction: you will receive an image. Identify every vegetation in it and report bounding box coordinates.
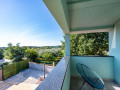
[62,32,108,56]
[0,48,4,59]
[0,32,109,66]
[38,47,61,56]
[41,52,55,62]
[3,60,29,80]
[25,48,38,62]
[4,43,25,61]
[0,43,63,65]
[0,44,62,80]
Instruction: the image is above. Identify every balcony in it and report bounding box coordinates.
[37,0,120,90]
[36,56,120,90]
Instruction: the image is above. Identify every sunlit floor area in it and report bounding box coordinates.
[70,76,120,90]
[0,67,53,90]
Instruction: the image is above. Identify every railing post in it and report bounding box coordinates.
[53,61,55,67]
[44,63,45,79]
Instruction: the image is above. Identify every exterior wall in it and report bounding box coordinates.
[65,34,70,56]
[62,34,71,90]
[62,60,70,90]
[109,20,120,85]
[29,63,53,73]
[70,56,114,79]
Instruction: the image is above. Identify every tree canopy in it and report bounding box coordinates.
[41,52,55,62]
[62,32,109,56]
[4,43,25,61]
[25,48,38,62]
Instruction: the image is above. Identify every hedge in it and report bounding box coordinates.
[3,60,29,80]
[0,67,2,70]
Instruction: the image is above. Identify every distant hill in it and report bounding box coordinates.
[22,45,61,49]
[0,45,61,49]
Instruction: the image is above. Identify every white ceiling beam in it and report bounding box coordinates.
[43,0,70,33]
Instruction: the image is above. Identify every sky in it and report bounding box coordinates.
[0,0,64,47]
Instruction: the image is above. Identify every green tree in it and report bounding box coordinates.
[4,43,25,61]
[0,48,4,59]
[8,43,12,47]
[42,52,54,62]
[57,50,64,57]
[25,48,38,62]
[62,32,108,55]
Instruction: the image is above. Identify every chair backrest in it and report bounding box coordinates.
[76,63,104,89]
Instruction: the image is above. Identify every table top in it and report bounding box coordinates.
[76,63,104,89]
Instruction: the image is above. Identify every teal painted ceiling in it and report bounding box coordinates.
[69,2,120,31]
[43,0,120,34]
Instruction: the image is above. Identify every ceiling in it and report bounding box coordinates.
[43,0,120,34]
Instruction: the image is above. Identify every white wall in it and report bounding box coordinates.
[109,20,120,85]
[70,56,114,79]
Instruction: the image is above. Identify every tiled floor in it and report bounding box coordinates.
[0,68,52,90]
[70,77,120,90]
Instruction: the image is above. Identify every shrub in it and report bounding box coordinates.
[41,52,54,62]
[0,67,2,70]
[0,48,4,59]
[2,60,29,80]
[25,48,38,62]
